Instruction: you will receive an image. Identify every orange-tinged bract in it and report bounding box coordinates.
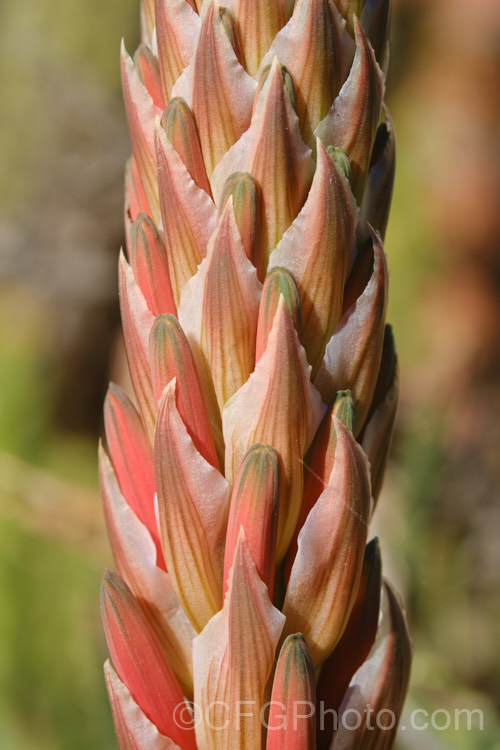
[282,420,371,666]
[105,660,183,750]
[316,537,381,748]
[129,213,177,316]
[101,0,412,747]
[266,634,316,750]
[161,98,212,196]
[223,443,279,598]
[101,570,197,749]
[331,582,412,750]
[268,140,357,373]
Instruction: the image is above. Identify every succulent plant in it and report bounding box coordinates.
[99,0,412,747]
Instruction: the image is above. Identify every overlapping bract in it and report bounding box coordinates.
[101,0,411,748]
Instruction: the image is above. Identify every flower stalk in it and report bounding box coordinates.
[100,0,412,747]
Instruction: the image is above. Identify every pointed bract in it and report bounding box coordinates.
[155,124,217,305]
[358,111,395,244]
[150,314,220,468]
[223,443,279,598]
[100,447,194,695]
[155,381,230,631]
[101,571,197,750]
[269,140,357,372]
[184,0,200,14]
[161,98,212,195]
[223,298,325,560]
[134,43,165,110]
[173,1,257,176]
[261,0,347,146]
[121,43,163,226]
[283,420,371,667]
[211,57,314,266]
[141,0,155,45]
[118,252,157,441]
[302,393,356,515]
[224,0,287,76]
[285,390,356,580]
[104,662,182,750]
[361,0,392,72]
[193,532,285,750]
[125,156,150,228]
[129,213,177,316]
[315,18,384,200]
[361,324,399,506]
[155,0,201,101]
[104,384,158,554]
[266,634,316,750]
[178,200,262,412]
[331,581,412,750]
[316,538,381,747]
[314,231,388,433]
[341,231,373,312]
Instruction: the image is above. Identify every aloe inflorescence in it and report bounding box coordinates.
[99,1,412,747]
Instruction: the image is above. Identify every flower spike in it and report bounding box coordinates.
[102,0,412,745]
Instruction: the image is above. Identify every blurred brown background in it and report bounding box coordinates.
[0,0,499,747]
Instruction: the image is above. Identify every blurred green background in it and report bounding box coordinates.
[0,0,499,747]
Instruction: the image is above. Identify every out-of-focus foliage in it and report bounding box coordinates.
[384,1,500,747]
[0,0,499,748]
[0,1,136,748]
